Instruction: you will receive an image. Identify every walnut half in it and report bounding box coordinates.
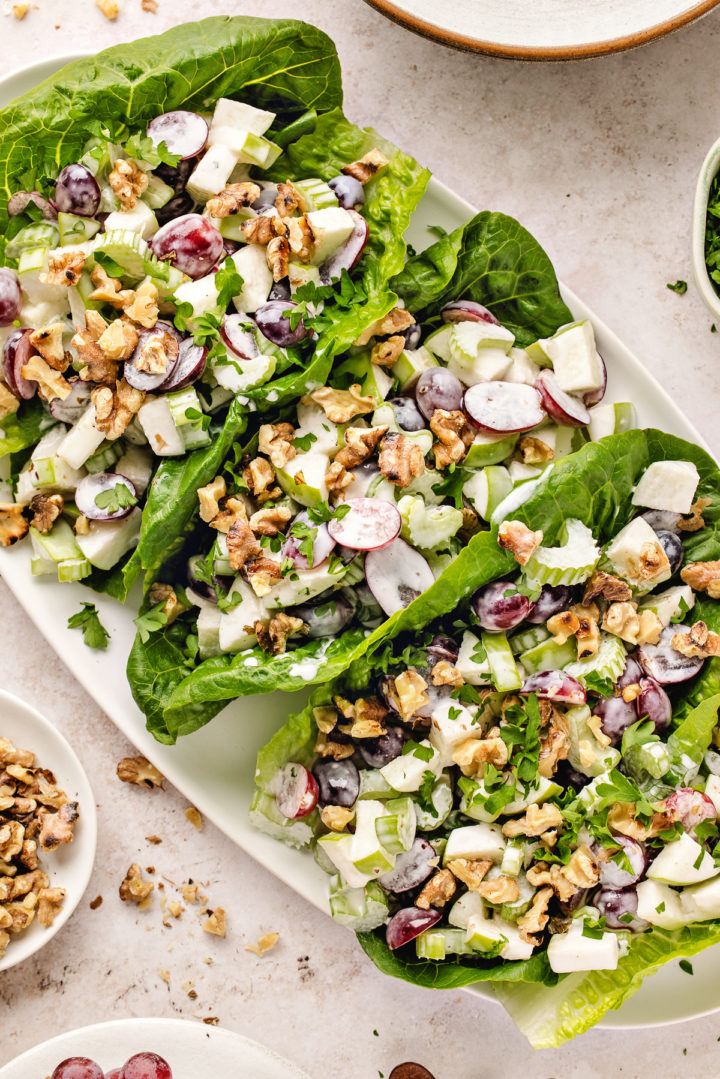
[117,756,165,789]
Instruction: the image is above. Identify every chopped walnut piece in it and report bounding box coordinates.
[38,802,78,850]
[29,323,67,370]
[96,0,119,16]
[287,215,316,261]
[681,560,720,599]
[393,670,430,722]
[275,180,306,217]
[241,215,287,245]
[678,497,712,533]
[256,613,306,655]
[185,806,203,831]
[603,601,661,646]
[325,461,354,497]
[371,335,405,368]
[41,250,85,286]
[335,424,389,469]
[110,158,148,210]
[227,517,262,572]
[498,520,544,565]
[672,620,720,658]
[72,330,118,386]
[198,475,227,523]
[346,698,388,739]
[573,604,601,659]
[379,431,425,487]
[203,908,226,937]
[622,682,642,703]
[478,874,520,905]
[266,235,290,282]
[354,306,415,347]
[502,803,564,838]
[305,384,376,424]
[11,3,29,17]
[245,930,279,955]
[518,435,554,464]
[208,495,247,534]
[453,732,508,777]
[547,610,579,644]
[415,868,456,910]
[244,457,276,498]
[91,379,145,439]
[74,515,91,536]
[0,381,19,421]
[430,409,474,469]
[583,570,632,604]
[37,887,65,927]
[313,705,338,734]
[20,355,71,402]
[636,540,671,582]
[564,845,600,890]
[0,505,29,548]
[85,310,108,341]
[258,422,296,468]
[151,583,189,625]
[313,731,355,760]
[431,660,463,687]
[607,801,673,841]
[117,756,165,789]
[447,858,492,891]
[28,493,63,535]
[136,329,179,374]
[120,863,154,904]
[320,805,354,831]
[89,265,134,308]
[96,318,139,362]
[517,885,553,944]
[141,0,158,10]
[249,505,292,536]
[342,149,389,185]
[124,278,160,329]
[207,182,261,218]
[538,707,570,779]
[246,554,283,597]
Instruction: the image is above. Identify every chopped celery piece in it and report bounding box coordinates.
[293,177,339,211]
[463,465,512,519]
[30,519,83,563]
[84,439,123,474]
[58,213,100,246]
[238,131,282,168]
[500,840,525,877]
[524,518,600,591]
[397,495,463,551]
[481,631,522,691]
[94,229,149,276]
[328,878,389,932]
[143,175,175,209]
[510,625,550,655]
[58,556,92,583]
[416,927,473,960]
[374,796,416,855]
[519,636,577,675]
[31,555,55,576]
[218,211,255,241]
[565,633,627,688]
[464,432,518,469]
[6,222,58,258]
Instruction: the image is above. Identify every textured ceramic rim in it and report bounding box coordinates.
[692,134,720,319]
[362,0,720,59]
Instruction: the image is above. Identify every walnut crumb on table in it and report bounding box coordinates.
[11,3,28,18]
[95,0,119,17]
[185,806,203,830]
[245,931,279,956]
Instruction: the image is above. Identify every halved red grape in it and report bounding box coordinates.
[119,1054,172,1079]
[403,322,422,349]
[521,670,586,705]
[147,110,208,160]
[524,584,572,624]
[617,655,645,689]
[74,473,137,521]
[55,164,101,217]
[427,635,460,666]
[592,694,637,744]
[312,757,359,807]
[387,396,427,432]
[328,498,401,551]
[52,1060,104,1079]
[124,324,181,391]
[415,368,463,419]
[656,530,683,574]
[640,509,682,534]
[291,588,357,638]
[637,625,705,684]
[283,510,336,569]
[273,763,319,819]
[4,328,37,399]
[471,581,535,632]
[535,369,590,427]
[636,676,671,733]
[149,213,223,279]
[441,300,500,326]
[221,314,259,358]
[666,788,717,834]
[594,885,648,931]
[596,835,646,887]
[379,838,436,894]
[320,210,368,284]
[255,300,308,347]
[7,189,56,220]
[358,726,407,768]
[583,353,607,407]
[158,338,207,391]
[49,376,95,423]
[386,905,441,949]
[463,381,545,434]
[0,268,22,326]
[328,174,364,210]
[365,538,435,615]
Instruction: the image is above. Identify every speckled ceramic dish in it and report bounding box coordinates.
[692,134,720,320]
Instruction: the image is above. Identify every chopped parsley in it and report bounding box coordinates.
[293,431,318,452]
[417,770,439,818]
[133,603,169,643]
[401,740,433,762]
[666,280,688,294]
[679,959,694,975]
[94,482,137,514]
[67,603,110,650]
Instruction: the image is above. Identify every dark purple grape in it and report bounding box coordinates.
[639,509,682,534]
[558,888,588,915]
[282,510,336,570]
[358,726,406,768]
[441,300,500,326]
[403,322,422,350]
[269,279,292,302]
[524,584,572,624]
[3,328,36,399]
[221,314,258,359]
[655,530,683,574]
[251,184,279,212]
[386,905,441,949]
[154,157,193,193]
[328,174,365,209]
[48,376,94,423]
[291,589,357,639]
[119,1052,172,1079]
[124,324,181,391]
[387,396,427,432]
[638,625,705,684]
[320,210,369,284]
[522,670,586,705]
[666,788,716,833]
[54,164,101,217]
[464,381,545,434]
[636,676,672,733]
[52,1060,104,1079]
[147,110,208,159]
[312,758,359,808]
[592,694,637,744]
[415,367,463,420]
[596,836,646,887]
[471,580,535,632]
[156,191,194,226]
[0,268,22,326]
[594,886,648,932]
[158,338,207,391]
[149,213,223,279]
[380,839,437,894]
[74,473,137,521]
[554,760,590,791]
[427,635,459,666]
[617,655,644,689]
[255,300,308,347]
[583,353,607,407]
[222,239,241,258]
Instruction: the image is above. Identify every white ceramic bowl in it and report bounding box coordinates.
[0,690,96,972]
[692,134,720,319]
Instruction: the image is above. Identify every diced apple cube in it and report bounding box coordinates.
[631,460,700,515]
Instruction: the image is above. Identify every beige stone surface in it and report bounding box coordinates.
[2,0,720,1073]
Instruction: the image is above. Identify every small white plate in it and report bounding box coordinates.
[0,1017,311,1078]
[0,689,96,972]
[363,0,720,59]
